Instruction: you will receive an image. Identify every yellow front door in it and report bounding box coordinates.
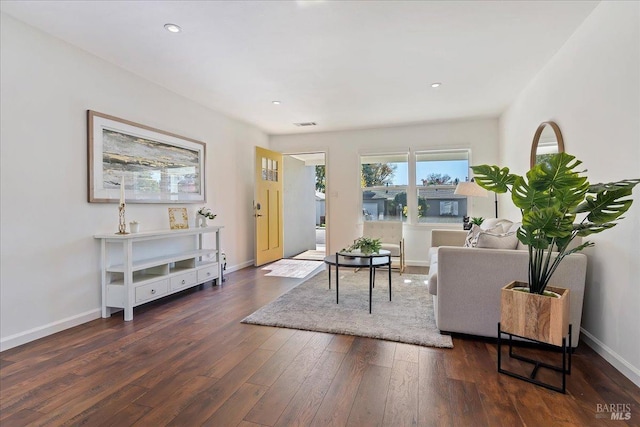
[254,146,284,266]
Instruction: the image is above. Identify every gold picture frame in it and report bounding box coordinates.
[168,207,189,230]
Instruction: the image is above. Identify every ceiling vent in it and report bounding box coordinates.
[293,122,317,127]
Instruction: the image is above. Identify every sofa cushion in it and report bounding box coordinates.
[481,218,513,233]
[476,231,519,249]
[431,229,469,248]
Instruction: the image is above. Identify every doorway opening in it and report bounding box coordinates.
[283,152,327,261]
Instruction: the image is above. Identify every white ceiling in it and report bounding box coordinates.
[1,1,599,135]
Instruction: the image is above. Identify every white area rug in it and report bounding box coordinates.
[261,259,324,278]
[242,270,453,348]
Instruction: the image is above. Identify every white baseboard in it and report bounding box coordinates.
[580,327,640,388]
[229,259,432,270]
[406,259,430,267]
[226,260,254,273]
[0,309,101,352]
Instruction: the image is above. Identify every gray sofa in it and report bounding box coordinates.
[427,221,587,347]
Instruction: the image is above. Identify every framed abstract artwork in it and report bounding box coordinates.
[88,110,206,203]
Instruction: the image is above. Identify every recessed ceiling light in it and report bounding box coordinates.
[431,82,442,88]
[272,101,281,105]
[164,23,182,33]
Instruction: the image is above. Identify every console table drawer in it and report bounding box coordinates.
[198,263,219,283]
[171,271,198,291]
[135,279,169,303]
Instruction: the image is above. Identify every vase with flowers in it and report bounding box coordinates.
[197,207,217,227]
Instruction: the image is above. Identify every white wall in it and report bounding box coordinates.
[283,156,316,257]
[499,2,640,386]
[270,118,500,264]
[0,14,266,349]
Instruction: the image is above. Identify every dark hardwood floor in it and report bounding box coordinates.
[1,265,638,426]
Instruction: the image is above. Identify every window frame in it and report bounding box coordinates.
[359,148,472,226]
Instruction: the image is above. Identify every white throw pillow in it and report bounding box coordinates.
[464,224,503,248]
[481,218,513,233]
[463,224,481,247]
[476,231,519,250]
[507,222,522,233]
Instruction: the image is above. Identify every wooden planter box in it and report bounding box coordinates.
[500,281,570,346]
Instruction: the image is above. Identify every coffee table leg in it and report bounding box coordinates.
[388,255,392,301]
[327,264,331,289]
[369,257,373,313]
[372,265,375,288]
[336,255,339,304]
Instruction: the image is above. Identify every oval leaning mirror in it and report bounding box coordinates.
[530,121,565,168]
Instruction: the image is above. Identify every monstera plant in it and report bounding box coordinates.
[472,152,639,295]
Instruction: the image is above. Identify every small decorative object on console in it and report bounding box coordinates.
[117,175,128,235]
[168,207,189,230]
[197,207,217,227]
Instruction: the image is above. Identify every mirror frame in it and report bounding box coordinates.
[530,121,565,168]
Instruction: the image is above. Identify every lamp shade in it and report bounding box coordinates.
[454,181,488,197]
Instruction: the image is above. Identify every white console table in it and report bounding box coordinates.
[95,226,222,321]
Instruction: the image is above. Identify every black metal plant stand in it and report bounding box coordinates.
[497,323,572,394]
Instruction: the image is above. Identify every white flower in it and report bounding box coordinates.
[197,207,216,219]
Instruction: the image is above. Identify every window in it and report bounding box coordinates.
[261,157,278,182]
[416,150,469,223]
[360,150,471,224]
[360,153,408,222]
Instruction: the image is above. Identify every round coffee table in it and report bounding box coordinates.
[323,250,391,313]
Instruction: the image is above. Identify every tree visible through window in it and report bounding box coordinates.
[416,151,469,223]
[361,163,396,187]
[360,154,407,222]
[315,165,325,192]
